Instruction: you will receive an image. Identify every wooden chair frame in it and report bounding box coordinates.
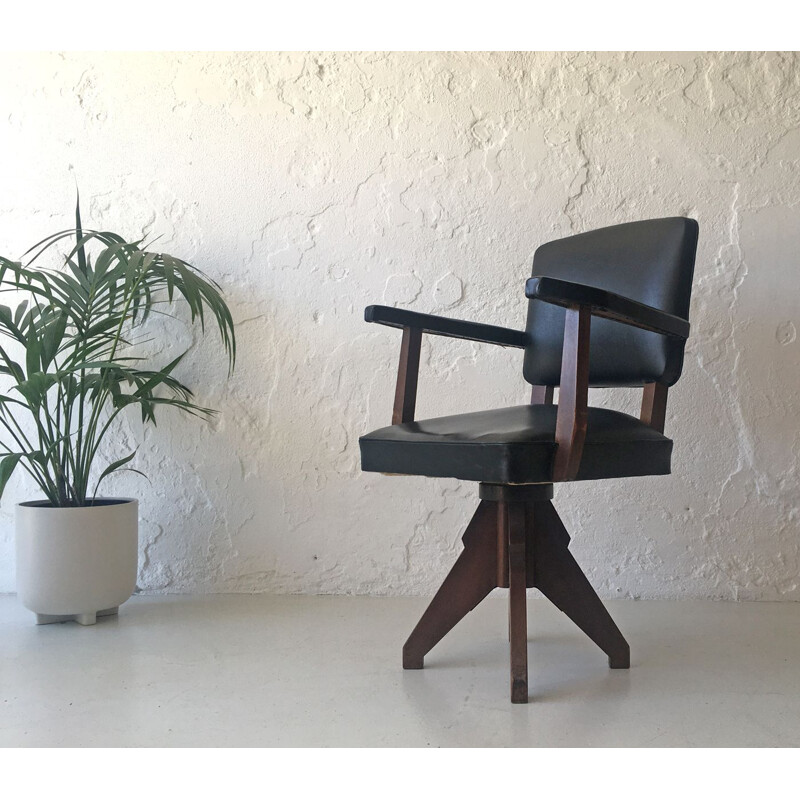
[368,277,689,702]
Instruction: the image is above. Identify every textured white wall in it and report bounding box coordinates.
[1,52,799,599]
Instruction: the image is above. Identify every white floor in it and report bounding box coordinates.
[2,594,800,747]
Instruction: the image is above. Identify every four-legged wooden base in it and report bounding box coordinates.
[402,483,630,703]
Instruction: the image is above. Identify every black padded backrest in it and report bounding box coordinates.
[523,217,699,388]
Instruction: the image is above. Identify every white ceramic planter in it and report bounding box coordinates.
[15,498,138,625]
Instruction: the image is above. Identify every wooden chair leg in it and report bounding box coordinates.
[402,489,628,703]
[530,501,630,668]
[402,501,499,669]
[506,502,529,703]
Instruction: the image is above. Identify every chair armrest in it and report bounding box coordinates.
[365,305,527,426]
[525,276,689,339]
[365,305,528,348]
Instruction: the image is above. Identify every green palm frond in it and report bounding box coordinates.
[0,196,236,506]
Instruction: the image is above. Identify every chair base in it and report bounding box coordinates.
[402,483,630,704]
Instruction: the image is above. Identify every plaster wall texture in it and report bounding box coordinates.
[0,51,798,600]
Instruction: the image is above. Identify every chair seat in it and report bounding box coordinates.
[359,404,672,484]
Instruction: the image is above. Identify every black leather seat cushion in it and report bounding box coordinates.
[360,405,672,484]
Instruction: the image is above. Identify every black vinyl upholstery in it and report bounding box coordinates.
[359,218,697,484]
[524,218,698,387]
[360,405,672,484]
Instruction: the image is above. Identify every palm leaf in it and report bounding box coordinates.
[0,453,22,498]
[92,450,137,498]
[0,195,237,506]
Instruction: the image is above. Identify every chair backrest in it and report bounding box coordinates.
[523,217,699,388]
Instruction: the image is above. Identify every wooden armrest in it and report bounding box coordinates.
[526,276,690,339]
[531,275,687,480]
[392,327,422,424]
[365,305,528,348]
[551,309,672,481]
[552,307,591,481]
[365,305,527,425]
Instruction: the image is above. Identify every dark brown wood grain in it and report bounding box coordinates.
[496,502,509,589]
[392,326,422,424]
[402,501,498,669]
[401,486,629,702]
[532,501,630,668]
[507,502,529,703]
[479,483,553,503]
[530,384,554,404]
[640,381,669,434]
[552,306,591,481]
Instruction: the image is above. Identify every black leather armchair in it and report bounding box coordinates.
[359,217,699,703]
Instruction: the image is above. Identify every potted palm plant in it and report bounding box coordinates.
[0,197,235,625]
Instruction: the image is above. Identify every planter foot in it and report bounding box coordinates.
[34,608,118,625]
